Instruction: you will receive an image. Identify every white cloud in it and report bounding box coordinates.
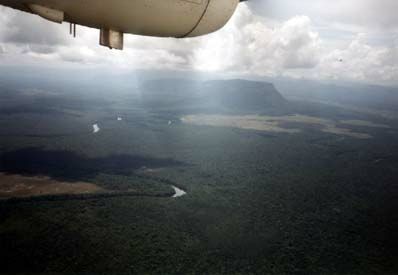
[316,35,398,84]
[0,7,67,47]
[248,0,398,31]
[192,8,321,74]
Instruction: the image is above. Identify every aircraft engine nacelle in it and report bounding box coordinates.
[0,0,241,50]
[181,0,241,38]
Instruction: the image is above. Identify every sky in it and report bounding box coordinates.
[0,0,397,86]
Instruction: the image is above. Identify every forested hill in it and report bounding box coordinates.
[139,79,288,113]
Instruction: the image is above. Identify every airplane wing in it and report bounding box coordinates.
[0,0,245,50]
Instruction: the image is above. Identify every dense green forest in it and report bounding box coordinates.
[0,78,397,274]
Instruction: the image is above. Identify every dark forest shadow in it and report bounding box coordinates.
[0,147,185,182]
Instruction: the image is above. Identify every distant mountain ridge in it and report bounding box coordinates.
[140,79,287,113]
[274,78,398,112]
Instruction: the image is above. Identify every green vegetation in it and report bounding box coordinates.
[0,78,396,274]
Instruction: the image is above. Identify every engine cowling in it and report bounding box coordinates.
[183,0,240,37]
[0,0,241,49]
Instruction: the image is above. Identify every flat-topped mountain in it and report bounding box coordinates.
[202,79,287,110]
[139,79,287,113]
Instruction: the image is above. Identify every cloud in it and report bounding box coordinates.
[247,0,398,31]
[192,8,321,74]
[0,3,397,86]
[272,16,321,69]
[0,7,68,46]
[316,35,398,84]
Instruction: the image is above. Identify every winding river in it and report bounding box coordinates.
[92,124,100,133]
[172,186,187,198]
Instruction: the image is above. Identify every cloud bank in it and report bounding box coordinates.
[0,2,397,86]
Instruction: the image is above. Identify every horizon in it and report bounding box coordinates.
[1,65,398,90]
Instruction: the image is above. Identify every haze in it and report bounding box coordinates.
[0,1,397,86]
